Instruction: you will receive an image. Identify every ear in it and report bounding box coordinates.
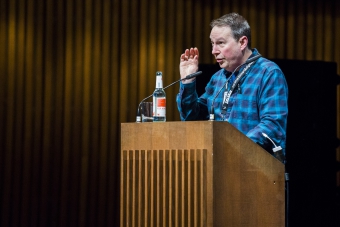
[239,36,248,50]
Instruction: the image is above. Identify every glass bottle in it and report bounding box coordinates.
[153,71,166,122]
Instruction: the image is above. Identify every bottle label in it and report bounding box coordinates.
[153,97,166,117]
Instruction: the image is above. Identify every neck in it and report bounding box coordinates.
[241,48,253,64]
[229,48,253,72]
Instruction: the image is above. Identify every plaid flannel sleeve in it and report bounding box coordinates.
[176,81,209,121]
[246,68,288,152]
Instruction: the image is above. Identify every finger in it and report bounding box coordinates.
[194,47,199,57]
[180,53,187,61]
[189,48,195,58]
[180,54,184,61]
[185,49,190,57]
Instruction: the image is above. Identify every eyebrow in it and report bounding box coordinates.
[210,38,226,42]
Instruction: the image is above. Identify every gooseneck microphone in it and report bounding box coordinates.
[209,54,261,121]
[136,71,203,122]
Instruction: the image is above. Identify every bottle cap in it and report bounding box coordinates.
[156,71,163,88]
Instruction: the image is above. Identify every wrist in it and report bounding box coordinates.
[181,78,195,84]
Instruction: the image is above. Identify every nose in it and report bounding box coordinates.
[212,44,219,55]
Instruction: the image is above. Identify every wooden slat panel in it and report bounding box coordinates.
[200,149,204,227]
[40,0,54,225]
[89,0,102,225]
[60,0,74,225]
[2,0,12,224]
[295,0,306,59]
[98,0,111,222]
[144,150,149,226]
[109,10,121,217]
[276,0,286,59]
[31,0,44,225]
[121,149,207,227]
[70,0,84,225]
[15,0,25,223]
[0,5,6,224]
[120,150,124,227]
[323,1,333,61]
[127,150,131,226]
[20,0,34,224]
[286,0,296,59]
[248,0,258,54]
[4,0,21,226]
[0,0,7,167]
[119,0,130,123]
[138,0,149,99]
[315,0,324,60]
[266,1,277,58]
[51,0,65,226]
[168,150,173,227]
[174,149,179,227]
[130,0,139,109]
[201,1,213,64]
[79,0,92,225]
[164,150,168,226]
[132,150,136,227]
[188,149,191,227]
[99,0,111,216]
[181,150,185,227]
[163,0,176,121]
[138,150,142,227]
[306,1,315,60]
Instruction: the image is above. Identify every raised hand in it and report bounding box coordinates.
[179,47,199,84]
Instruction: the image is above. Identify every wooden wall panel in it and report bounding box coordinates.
[0,0,339,226]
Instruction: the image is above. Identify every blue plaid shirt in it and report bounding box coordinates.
[176,49,288,153]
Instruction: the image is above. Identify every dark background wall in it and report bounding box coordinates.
[198,60,339,226]
[0,0,339,226]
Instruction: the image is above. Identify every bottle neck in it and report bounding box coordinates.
[155,75,163,88]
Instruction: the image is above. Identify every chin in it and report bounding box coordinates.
[222,65,231,71]
[223,63,236,72]
[219,62,228,69]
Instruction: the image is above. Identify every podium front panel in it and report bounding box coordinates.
[121,149,208,227]
[121,122,284,227]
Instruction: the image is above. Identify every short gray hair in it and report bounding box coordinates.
[210,13,251,48]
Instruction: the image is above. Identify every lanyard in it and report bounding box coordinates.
[221,61,255,114]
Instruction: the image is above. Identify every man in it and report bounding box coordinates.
[176,12,288,157]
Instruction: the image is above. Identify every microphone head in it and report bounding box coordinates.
[185,71,202,79]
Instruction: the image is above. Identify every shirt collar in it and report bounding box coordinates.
[223,70,232,78]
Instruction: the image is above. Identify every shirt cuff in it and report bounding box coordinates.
[180,80,196,95]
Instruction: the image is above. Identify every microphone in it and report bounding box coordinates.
[209,54,261,121]
[136,71,203,122]
[183,71,202,80]
[261,133,285,163]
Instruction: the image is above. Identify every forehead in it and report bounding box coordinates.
[210,26,232,40]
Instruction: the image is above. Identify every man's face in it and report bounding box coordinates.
[210,26,244,72]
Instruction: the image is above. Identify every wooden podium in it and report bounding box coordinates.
[120,121,285,227]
